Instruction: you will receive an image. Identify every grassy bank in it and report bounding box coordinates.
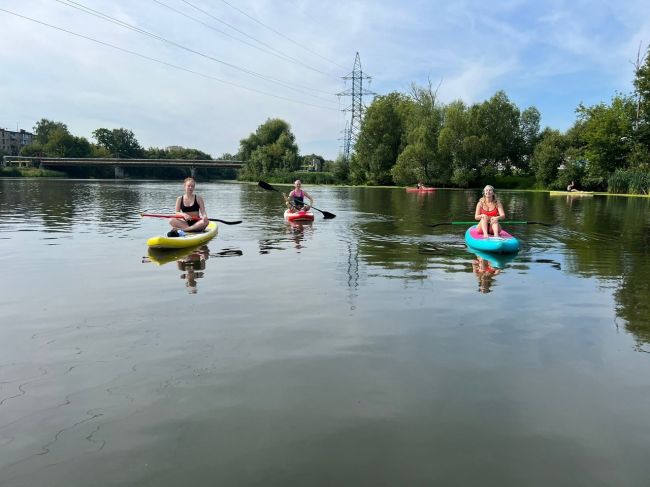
[1,167,66,177]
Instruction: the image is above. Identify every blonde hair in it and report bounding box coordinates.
[184,177,196,185]
[479,185,499,207]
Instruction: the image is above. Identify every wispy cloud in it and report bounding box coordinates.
[2,0,649,157]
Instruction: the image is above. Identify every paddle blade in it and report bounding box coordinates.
[258,181,278,192]
[213,219,242,225]
[322,211,336,219]
[427,222,453,228]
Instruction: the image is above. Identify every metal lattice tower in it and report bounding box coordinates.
[338,52,375,160]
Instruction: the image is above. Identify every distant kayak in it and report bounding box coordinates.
[406,187,436,192]
[147,221,218,249]
[464,225,520,254]
[549,191,594,196]
[284,209,314,222]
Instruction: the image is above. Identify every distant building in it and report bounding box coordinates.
[0,128,35,155]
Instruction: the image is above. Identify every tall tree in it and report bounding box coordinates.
[92,128,144,158]
[531,128,565,187]
[353,92,409,185]
[237,118,299,179]
[392,80,447,185]
[575,95,635,187]
[32,119,69,145]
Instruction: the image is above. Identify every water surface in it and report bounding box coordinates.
[1,179,649,486]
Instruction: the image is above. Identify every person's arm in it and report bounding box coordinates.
[175,196,190,220]
[491,202,506,224]
[197,196,208,221]
[303,191,314,206]
[475,202,484,221]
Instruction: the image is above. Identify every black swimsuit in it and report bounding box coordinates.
[180,195,200,213]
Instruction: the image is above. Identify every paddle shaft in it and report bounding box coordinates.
[141,213,242,225]
[258,181,336,219]
[429,220,554,228]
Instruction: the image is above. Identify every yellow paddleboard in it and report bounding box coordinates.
[549,191,594,196]
[147,222,217,249]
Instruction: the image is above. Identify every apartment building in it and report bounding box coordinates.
[0,128,35,155]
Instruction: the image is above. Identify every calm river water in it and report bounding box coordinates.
[1,178,649,486]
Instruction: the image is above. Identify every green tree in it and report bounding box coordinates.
[43,128,92,157]
[472,91,522,175]
[575,95,635,188]
[531,128,566,187]
[92,128,144,158]
[238,118,299,179]
[631,44,650,167]
[438,101,480,187]
[518,106,541,173]
[353,92,409,185]
[392,80,447,185]
[32,119,69,145]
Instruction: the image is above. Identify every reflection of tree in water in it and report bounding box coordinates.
[551,196,650,349]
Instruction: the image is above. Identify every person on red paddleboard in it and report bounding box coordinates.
[285,179,314,213]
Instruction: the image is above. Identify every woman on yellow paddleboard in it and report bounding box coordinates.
[168,177,209,237]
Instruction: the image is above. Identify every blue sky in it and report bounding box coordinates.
[1,0,649,160]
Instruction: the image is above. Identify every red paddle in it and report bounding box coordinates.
[141,213,242,225]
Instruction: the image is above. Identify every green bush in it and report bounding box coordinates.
[608,169,650,194]
[491,174,536,189]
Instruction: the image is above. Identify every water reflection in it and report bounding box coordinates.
[287,221,312,250]
[145,244,242,293]
[258,220,314,254]
[469,249,518,294]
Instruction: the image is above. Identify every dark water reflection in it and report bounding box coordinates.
[1,179,649,485]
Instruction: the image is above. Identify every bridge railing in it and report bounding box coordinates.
[2,156,243,168]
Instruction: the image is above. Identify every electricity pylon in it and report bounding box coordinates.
[337,52,376,160]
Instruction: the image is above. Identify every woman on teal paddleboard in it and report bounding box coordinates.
[474,185,505,237]
[168,177,209,237]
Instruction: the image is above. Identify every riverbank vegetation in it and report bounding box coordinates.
[8,46,649,194]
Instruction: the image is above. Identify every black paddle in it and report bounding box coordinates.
[258,181,336,219]
[141,213,242,225]
[428,220,556,228]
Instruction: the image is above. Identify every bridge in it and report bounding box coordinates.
[2,156,244,178]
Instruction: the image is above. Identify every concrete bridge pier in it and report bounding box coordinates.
[191,166,197,178]
[114,166,126,178]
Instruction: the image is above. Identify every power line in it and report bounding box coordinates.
[54,0,338,104]
[167,0,338,81]
[0,8,338,111]
[217,0,347,70]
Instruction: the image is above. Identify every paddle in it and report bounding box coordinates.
[258,181,336,219]
[141,213,242,225]
[428,220,555,228]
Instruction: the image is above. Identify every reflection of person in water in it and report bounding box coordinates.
[177,247,209,294]
[472,256,501,293]
[288,222,307,249]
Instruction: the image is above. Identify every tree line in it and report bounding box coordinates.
[342,44,650,194]
[13,44,650,193]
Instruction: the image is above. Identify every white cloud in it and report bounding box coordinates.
[2,0,649,158]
